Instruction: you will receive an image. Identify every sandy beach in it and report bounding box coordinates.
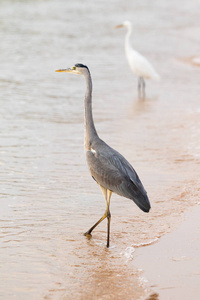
[135,204,200,299]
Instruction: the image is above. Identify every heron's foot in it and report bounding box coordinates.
[84,231,92,239]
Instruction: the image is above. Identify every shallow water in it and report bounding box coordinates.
[0,0,200,299]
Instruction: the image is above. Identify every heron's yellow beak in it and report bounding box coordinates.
[56,66,82,75]
[55,68,73,73]
[115,24,124,29]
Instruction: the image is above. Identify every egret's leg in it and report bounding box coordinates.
[138,77,145,100]
[142,78,146,93]
[138,77,142,94]
[138,77,145,99]
[141,78,146,99]
[84,186,108,237]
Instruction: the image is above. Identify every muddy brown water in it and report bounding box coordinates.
[0,0,200,299]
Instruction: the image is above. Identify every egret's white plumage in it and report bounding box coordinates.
[116,20,160,97]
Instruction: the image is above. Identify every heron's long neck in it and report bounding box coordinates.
[125,25,132,53]
[84,70,98,150]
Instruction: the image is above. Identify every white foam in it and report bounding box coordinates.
[139,276,149,286]
[120,246,135,260]
[133,237,159,248]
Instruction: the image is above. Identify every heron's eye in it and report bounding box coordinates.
[72,66,76,70]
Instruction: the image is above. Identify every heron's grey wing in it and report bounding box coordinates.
[107,150,147,195]
[86,143,150,212]
[86,148,119,188]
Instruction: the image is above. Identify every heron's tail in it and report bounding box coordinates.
[132,192,151,213]
[122,180,151,212]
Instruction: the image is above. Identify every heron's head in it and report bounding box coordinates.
[115,20,132,29]
[56,63,89,76]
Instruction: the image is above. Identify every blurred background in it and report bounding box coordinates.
[0,0,200,299]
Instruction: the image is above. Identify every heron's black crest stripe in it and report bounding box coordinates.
[75,63,88,69]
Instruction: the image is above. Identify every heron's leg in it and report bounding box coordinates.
[106,190,112,248]
[84,213,107,236]
[84,186,108,237]
[102,188,112,247]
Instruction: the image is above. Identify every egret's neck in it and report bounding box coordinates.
[125,25,132,52]
[83,70,98,150]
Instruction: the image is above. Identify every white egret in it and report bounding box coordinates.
[116,20,160,98]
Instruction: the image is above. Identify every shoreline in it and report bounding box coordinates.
[134,204,200,300]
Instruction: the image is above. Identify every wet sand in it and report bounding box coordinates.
[135,205,200,300]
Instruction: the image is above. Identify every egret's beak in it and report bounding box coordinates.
[55,68,72,73]
[115,24,124,29]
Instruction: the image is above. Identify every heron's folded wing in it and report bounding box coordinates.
[86,147,146,197]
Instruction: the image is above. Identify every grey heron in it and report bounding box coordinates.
[115,20,160,98]
[56,64,151,247]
